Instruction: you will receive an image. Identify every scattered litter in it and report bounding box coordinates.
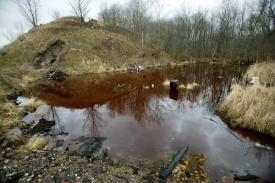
[254,142,272,151]
[249,77,260,85]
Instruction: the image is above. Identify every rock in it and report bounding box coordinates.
[24,118,55,135]
[73,136,107,158]
[45,71,69,80]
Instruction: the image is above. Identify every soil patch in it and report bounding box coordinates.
[34,40,65,69]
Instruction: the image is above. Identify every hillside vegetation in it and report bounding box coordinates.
[0,17,174,72]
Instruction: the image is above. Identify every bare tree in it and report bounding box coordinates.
[68,0,91,23]
[13,0,40,27]
[52,10,61,20]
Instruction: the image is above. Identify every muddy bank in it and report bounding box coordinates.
[0,139,208,183]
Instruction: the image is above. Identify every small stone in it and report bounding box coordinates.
[4,160,10,164]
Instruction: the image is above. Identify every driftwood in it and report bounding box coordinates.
[224,127,243,141]
[160,145,189,179]
[200,116,218,124]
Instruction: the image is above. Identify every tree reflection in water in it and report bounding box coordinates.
[44,106,64,134]
[107,89,165,126]
[83,104,108,137]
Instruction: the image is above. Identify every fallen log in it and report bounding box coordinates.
[160,145,189,179]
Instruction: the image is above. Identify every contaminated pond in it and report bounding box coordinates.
[18,64,275,182]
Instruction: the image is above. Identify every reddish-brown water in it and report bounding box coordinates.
[21,64,275,182]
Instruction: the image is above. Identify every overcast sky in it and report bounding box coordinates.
[0,0,220,48]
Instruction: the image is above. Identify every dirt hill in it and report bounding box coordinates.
[0,17,175,73]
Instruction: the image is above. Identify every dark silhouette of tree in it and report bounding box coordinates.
[68,0,91,23]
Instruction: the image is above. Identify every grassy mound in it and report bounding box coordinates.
[219,62,275,137]
[0,17,175,73]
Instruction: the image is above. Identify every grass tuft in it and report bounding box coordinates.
[22,97,45,108]
[0,102,23,131]
[179,84,186,89]
[186,83,200,90]
[27,137,49,150]
[162,79,170,87]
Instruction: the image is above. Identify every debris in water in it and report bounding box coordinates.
[160,145,188,179]
[224,127,243,141]
[254,142,272,151]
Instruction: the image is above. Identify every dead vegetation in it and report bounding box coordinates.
[219,61,275,137]
[26,137,49,150]
[243,61,275,86]
[22,96,45,108]
[0,102,23,132]
[186,83,200,90]
[162,79,199,90]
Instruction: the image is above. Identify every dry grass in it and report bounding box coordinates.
[186,83,200,90]
[0,102,22,131]
[162,79,170,87]
[26,137,49,150]
[22,97,45,108]
[179,84,186,89]
[219,84,275,137]
[34,110,45,118]
[219,61,275,137]
[244,62,275,86]
[143,85,150,89]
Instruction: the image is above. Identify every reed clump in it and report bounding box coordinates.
[244,61,275,86]
[219,61,275,137]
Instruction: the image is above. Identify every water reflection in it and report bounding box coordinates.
[83,105,108,137]
[22,64,275,181]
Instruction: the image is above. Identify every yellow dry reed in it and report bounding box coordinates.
[186,83,199,90]
[244,62,275,86]
[219,84,275,137]
[162,79,170,87]
[27,137,49,150]
[179,84,186,89]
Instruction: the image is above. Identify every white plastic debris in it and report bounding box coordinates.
[255,142,272,151]
[249,77,260,85]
